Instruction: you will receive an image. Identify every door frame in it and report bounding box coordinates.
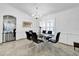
[2,15,16,43]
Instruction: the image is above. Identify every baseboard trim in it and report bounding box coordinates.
[0,37,74,48]
[13,38,27,42]
[59,42,73,47]
[0,38,26,44]
[16,38,26,40]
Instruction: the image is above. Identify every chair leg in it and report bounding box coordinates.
[74,46,75,50]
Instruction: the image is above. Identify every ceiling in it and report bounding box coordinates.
[9,3,79,18]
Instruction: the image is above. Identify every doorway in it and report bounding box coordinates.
[2,15,16,43]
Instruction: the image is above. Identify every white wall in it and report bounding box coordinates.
[40,7,79,45]
[0,4,79,45]
[0,4,32,43]
[55,7,79,45]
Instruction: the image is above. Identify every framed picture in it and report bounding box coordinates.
[23,21,32,27]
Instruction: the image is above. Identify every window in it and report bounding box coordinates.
[39,19,56,35]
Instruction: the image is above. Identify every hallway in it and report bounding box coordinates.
[0,39,79,56]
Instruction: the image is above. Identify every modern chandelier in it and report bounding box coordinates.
[32,6,40,20]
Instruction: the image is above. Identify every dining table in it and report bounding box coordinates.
[42,34,55,40]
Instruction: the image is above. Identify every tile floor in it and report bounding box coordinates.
[0,38,79,56]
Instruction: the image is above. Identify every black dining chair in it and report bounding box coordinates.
[48,31,52,34]
[32,32,44,44]
[48,32,61,43]
[25,31,31,40]
[42,30,46,34]
[29,30,33,34]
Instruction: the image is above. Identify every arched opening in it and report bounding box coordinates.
[2,15,16,42]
